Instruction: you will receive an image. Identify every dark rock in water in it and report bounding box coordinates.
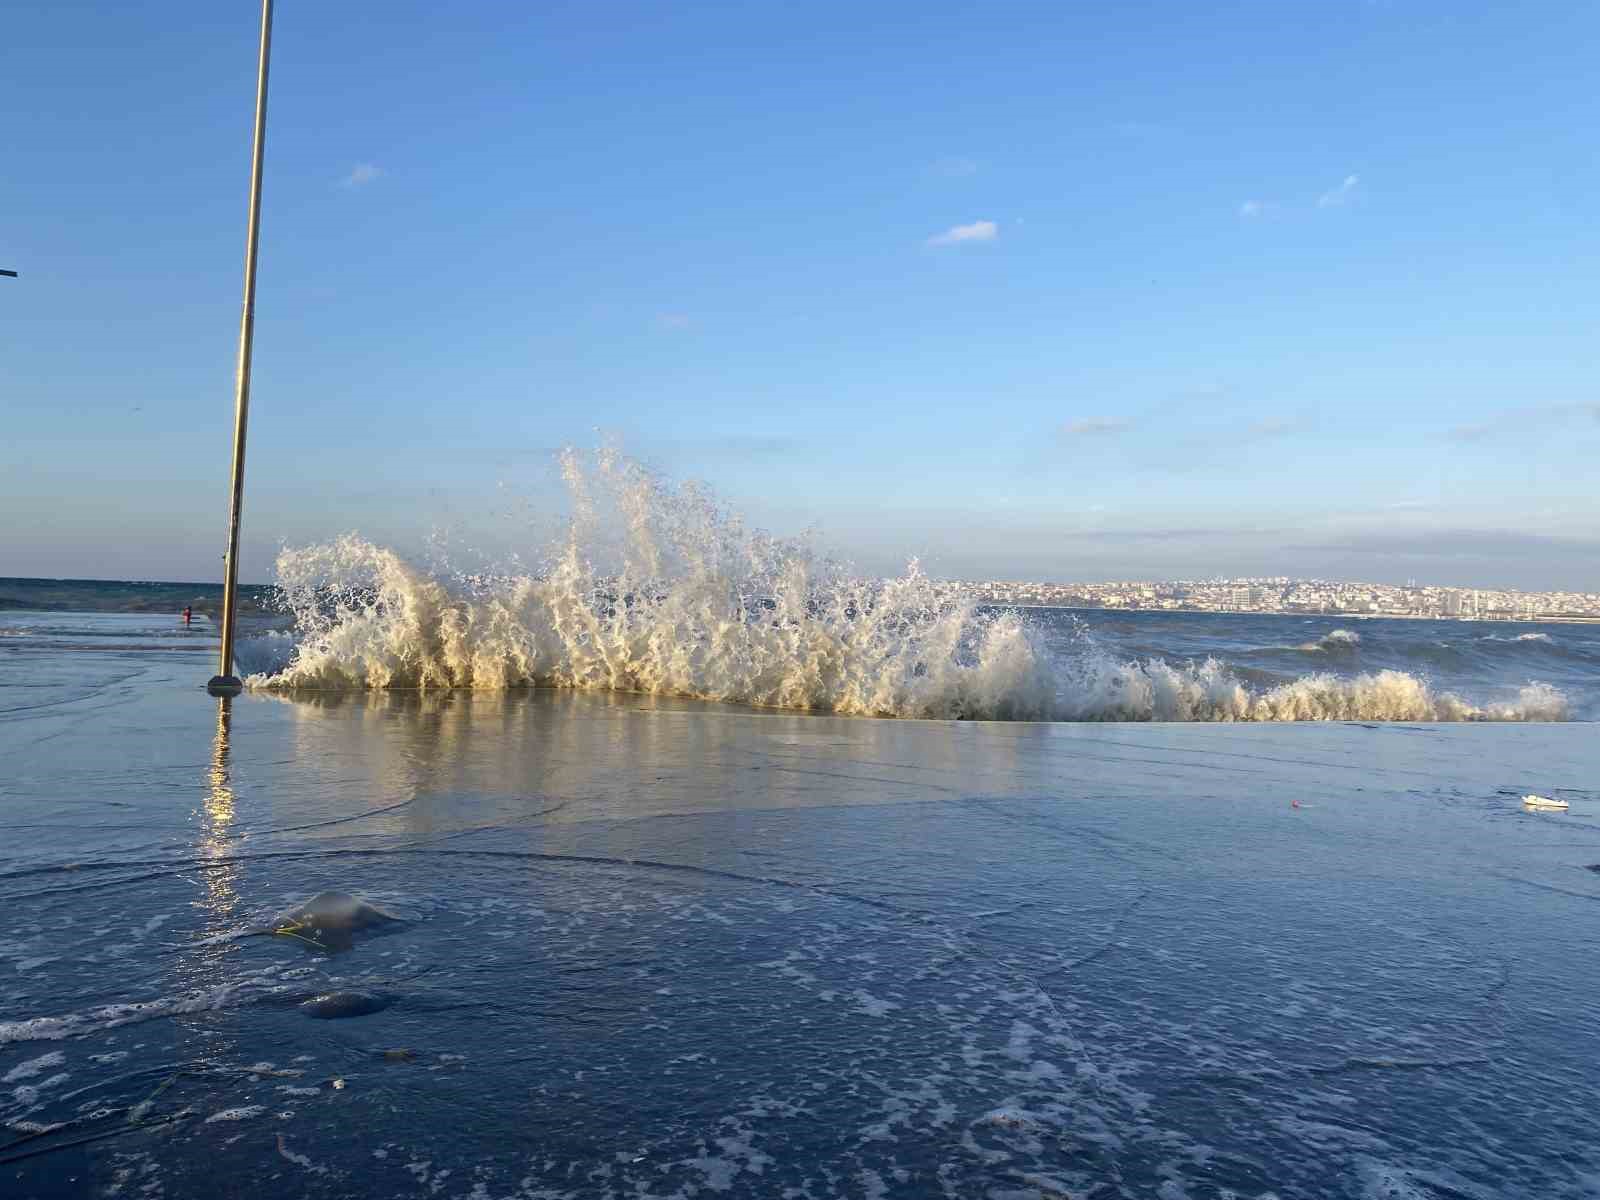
[271,891,404,953]
[1586,864,1600,874]
[299,990,390,1019]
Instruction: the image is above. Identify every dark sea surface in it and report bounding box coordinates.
[1,584,1598,1198]
[0,579,276,617]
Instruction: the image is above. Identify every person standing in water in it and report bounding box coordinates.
[183,606,192,626]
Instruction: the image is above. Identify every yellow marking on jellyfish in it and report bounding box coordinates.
[272,921,325,949]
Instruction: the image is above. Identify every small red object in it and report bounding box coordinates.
[1291,799,1301,809]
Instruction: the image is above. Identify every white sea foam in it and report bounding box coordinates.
[2,1051,64,1083]
[0,972,297,1047]
[246,448,1571,723]
[205,1105,267,1124]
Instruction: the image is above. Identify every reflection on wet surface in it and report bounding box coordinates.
[2,670,1599,1197]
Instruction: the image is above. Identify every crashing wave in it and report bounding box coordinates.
[250,449,1058,720]
[247,449,1571,723]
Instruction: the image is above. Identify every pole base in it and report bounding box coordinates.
[207,675,245,696]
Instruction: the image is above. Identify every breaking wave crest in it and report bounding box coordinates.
[249,450,1058,720]
[1298,628,1362,653]
[247,449,1570,723]
[1053,657,1568,722]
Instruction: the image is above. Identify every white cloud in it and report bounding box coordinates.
[1061,417,1131,437]
[341,163,383,188]
[1238,200,1262,218]
[1317,174,1359,207]
[1446,401,1600,442]
[926,219,998,247]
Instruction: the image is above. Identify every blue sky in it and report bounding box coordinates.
[3,1,1597,589]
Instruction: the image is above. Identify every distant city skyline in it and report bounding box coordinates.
[967,576,1600,622]
[3,3,1597,588]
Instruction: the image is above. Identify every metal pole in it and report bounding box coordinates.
[209,0,274,695]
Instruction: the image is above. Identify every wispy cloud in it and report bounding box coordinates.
[1061,417,1132,438]
[1147,413,1310,467]
[1059,525,1287,542]
[340,163,383,188]
[926,219,998,247]
[1294,528,1600,561]
[928,157,978,178]
[1238,200,1263,218]
[655,312,694,331]
[1243,416,1304,438]
[1317,174,1359,207]
[1447,401,1600,442]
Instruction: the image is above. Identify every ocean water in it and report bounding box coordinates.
[3,590,1594,724]
[7,450,1595,723]
[2,668,1598,1199]
[0,578,275,617]
[3,454,1599,1197]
